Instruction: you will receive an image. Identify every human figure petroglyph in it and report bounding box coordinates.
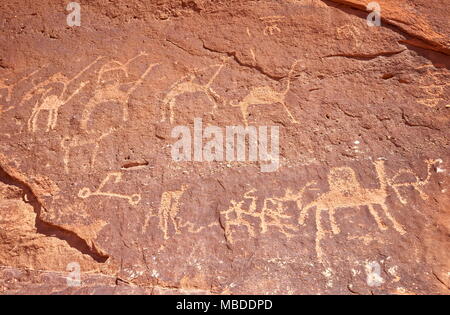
[221,189,259,243]
[61,128,115,174]
[160,59,229,124]
[230,60,300,126]
[158,185,188,239]
[81,54,159,130]
[388,159,441,204]
[142,185,188,239]
[260,16,285,36]
[221,184,316,244]
[24,58,102,132]
[78,172,141,205]
[299,161,406,264]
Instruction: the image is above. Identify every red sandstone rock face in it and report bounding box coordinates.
[0,0,448,295]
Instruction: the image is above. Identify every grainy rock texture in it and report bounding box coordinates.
[0,0,449,294]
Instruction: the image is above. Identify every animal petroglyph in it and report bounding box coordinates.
[161,60,228,124]
[158,185,188,239]
[142,185,188,239]
[230,59,300,126]
[221,183,316,244]
[1,67,43,104]
[0,79,12,104]
[24,58,101,132]
[80,53,159,130]
[29,82,86,132]
[260,16,285,36]
[61,128,115,174]
[299,161,406,264]
[388,159,440,204]
[415,65,449,108]
[336,25,362,48]
[78,172,141,205]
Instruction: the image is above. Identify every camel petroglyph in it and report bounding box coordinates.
[81,54,159,130]
[61,128,115,174]
[230,60,300,126]
[1,67,44,104]
[161,60,228,124]
[299,161,406,263]
[24,58,101,132]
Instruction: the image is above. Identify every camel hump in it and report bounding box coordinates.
[328,167,361,192]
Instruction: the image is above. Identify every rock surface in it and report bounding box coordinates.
[0,0,449,294]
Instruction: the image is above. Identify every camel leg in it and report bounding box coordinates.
[367,204,387,231]
[315,209,326,264]
[160,98,168,122]
[49,108,59,131]
[29,108,41,132]
[122,102,129,122]
[46,110,53,132]
[27,111,36,131]
[298,204,312,225]
[380,203,406,235]
[281,101,299,124]
[241,103,249,127]
[412,184,429,201]
[80,99,96,130]
[328,208,340,234]
[207,88,222,112]
[169,99,176,124]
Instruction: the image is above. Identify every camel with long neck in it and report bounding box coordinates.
[230,59,300,126]
[299,161,406,263]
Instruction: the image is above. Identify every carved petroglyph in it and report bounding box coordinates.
[180,221,219,234]
[78,172,141,205]
[142,185,189,240]
[0,79,12,103]
[387,159,440,204]
[61,128,115,174]
[29,82,86,132]
[81,53,159,130]
[25,58,101,132]
[1,67,43,104]
[299,161,406,264]
[230,60,300,126]
[161,60,228,124]
[141,184,220,240]
[221,183,316,244]
[336,25,362,48]
[260,16,285,36]
[0,105,13,117]
[157,185,188,239]
[415,65,450,108]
